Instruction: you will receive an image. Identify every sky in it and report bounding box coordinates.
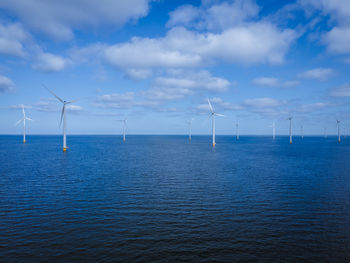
[0,0,349,135]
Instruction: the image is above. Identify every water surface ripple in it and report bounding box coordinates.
[1,135,350,262]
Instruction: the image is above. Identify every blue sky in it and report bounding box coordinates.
[0,0,349,135]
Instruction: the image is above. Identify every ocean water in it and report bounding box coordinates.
[1,135,350,262]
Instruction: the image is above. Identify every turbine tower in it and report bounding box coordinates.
[187,118,193,142]
[236,122,239,140]
[45,86,77,152]
[208,99,224,147]
[272,121,276,140]
[301,125,304,139]
[337,119,341,143]
[288,116,292,144]
[118,119,127,142]
[15,104,32,143]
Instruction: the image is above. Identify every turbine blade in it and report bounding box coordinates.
[215,113,224,117]
[207,99,214,113]
[22,104,25,116]
[44,85,64,103]
[59,105,65,128]
[15,118,23,126]
[26,117,33,121]
[66,99,79,104]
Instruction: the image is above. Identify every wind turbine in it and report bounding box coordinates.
[117,119,127,142]
[15,104,32,143]
[272,121,276,140]
[236,122,239,140]
[288,116,292,144]
[337,119,341,143]
[301,124,304,139]
[45,86,77,152]
[187,118,193,142]
[208,99,224,147]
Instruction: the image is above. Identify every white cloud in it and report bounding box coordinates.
[298,68,334,81]
[103,24,296,72]
[0,0,153,40]
[0,22,27,57]
[252,77,279,87]
[300,0,350,26]
[125,68,152,80]
[104,30,203,69]
[300,0,350,54]
[296,102,331,113]
[95,92,136,109]
[323,27,350,54]
[167,0,259,31]
[0,75,15,93]
[243,97,283,108]
[32,52,66,72]
[143,70,231,101]
[330,83,350,97]
[252,77,299,87]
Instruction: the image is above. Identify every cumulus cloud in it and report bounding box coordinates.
[168,0,259,31]
[143,70,231,101]
[32,52,66,72]
[0,22,27,57]
[300,0,350,54]
[0,0,153,40]
[243,97,283,108]
[330,83,350,97]
[323,27,350,54]
[103,24,296,72]
[94,92,136,109]
[252,77,299,87]
[296,102,331,113]
[298,67,334,81]
[0,75,15,93]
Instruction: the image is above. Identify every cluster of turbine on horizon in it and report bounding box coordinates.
[15,94,345,151]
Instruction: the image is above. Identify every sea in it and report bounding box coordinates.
[1,135,350,262]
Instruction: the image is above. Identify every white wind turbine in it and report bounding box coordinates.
[272,120,276,140]
[236,122,239,140]
[288,116,293,144]
[187,118,193,142]
[336,119,341,143]
[208,99,224,147]
[117,119,127,142]
[45,86,77,152]
[16,104,32,143]
[301,124,304,139]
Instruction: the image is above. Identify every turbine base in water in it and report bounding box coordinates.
[63,147,67,152]
[23,140,26,144]
[212,143,216,147]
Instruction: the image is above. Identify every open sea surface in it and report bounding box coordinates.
[1,135,350,262]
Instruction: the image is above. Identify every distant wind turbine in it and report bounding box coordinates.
[236,122,239,140]
[208,99,224,147]
[117,119,127,142]
[301,124,304,139]
[337,119,341,143]
[15,104,32,143]
[269,121,276,140]
[187,118,193,142]
[288,116,293,144]
[45,85,77,152]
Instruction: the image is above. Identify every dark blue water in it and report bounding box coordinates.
[1,135,350,262]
